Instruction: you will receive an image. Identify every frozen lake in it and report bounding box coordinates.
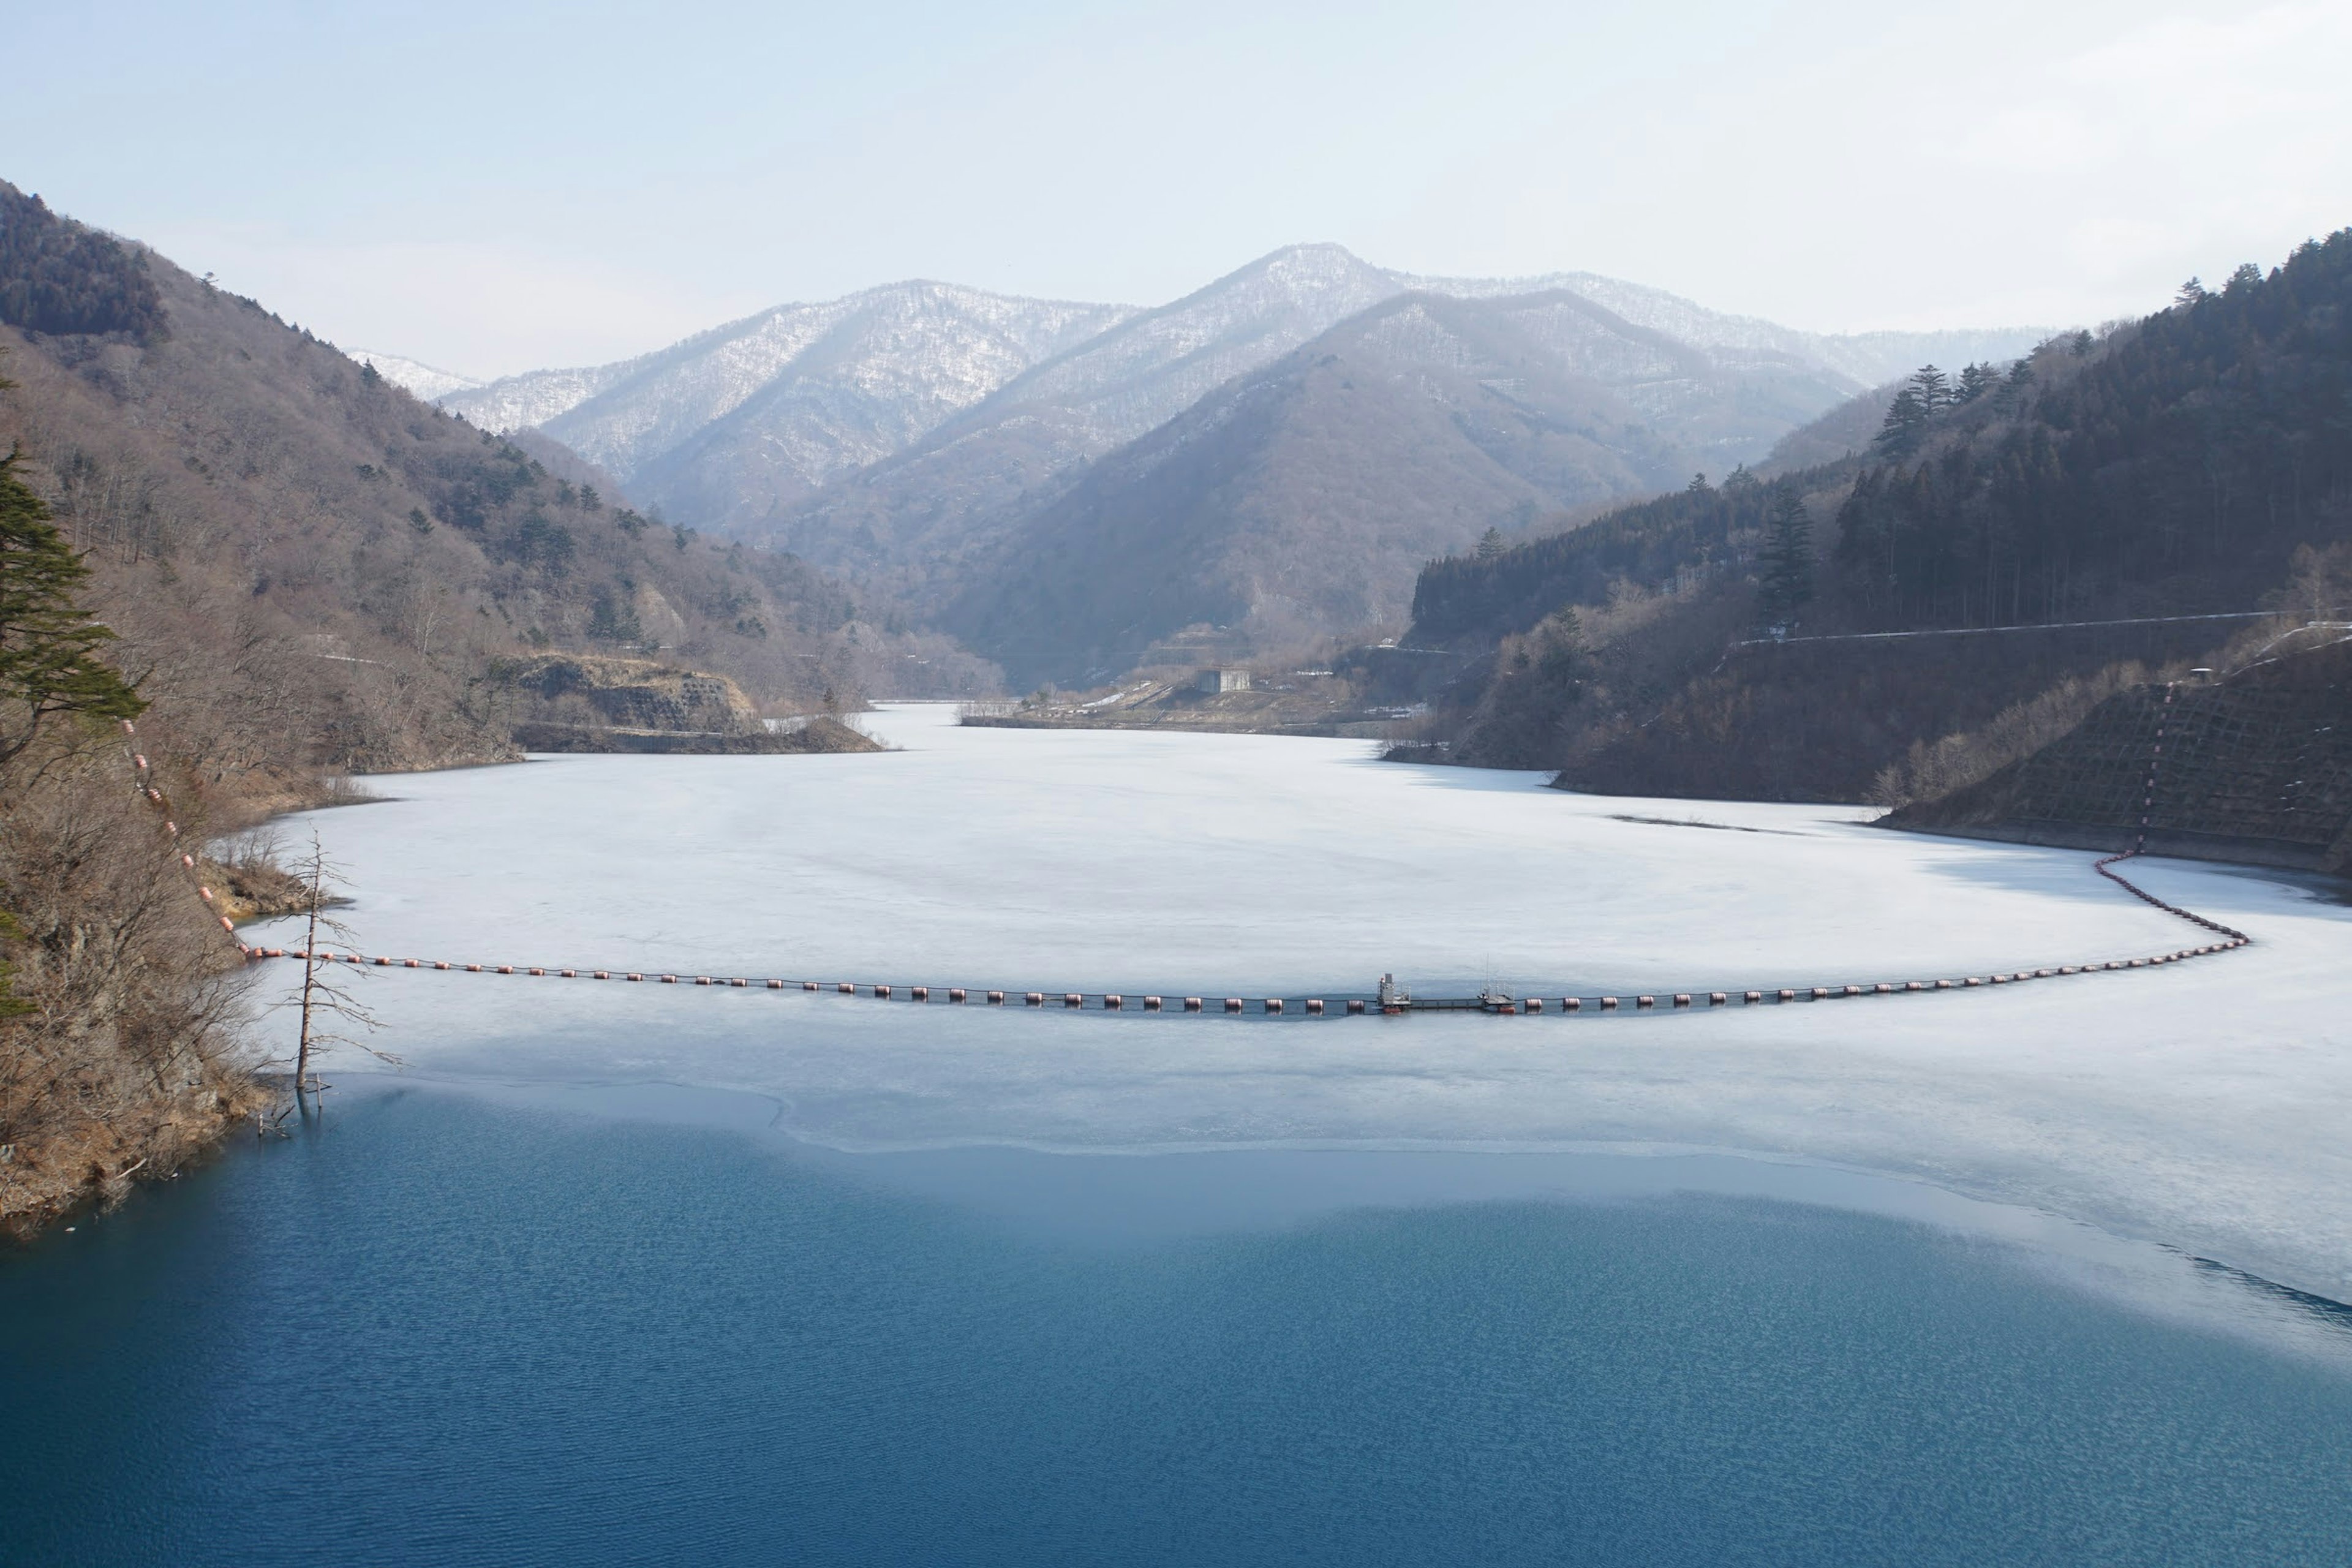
[244,703,2352,1299]
[13,704,2351,1566]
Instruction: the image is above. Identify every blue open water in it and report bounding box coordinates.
[5,1085,2351,1566]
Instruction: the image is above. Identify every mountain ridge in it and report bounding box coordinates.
[944,284,1875,685]
[423,245,2048,578]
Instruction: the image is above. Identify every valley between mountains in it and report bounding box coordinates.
[382,242,2041,687]
[5,172,2349,1237]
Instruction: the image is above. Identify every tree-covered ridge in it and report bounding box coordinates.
[0,183,165,342]
[1406,467,1794,646]
[1836,236,2352,628]
[1396,226,2352,802]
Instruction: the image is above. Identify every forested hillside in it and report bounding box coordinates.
[0,180,956,1232]
[1402,230,2352,802]
[0,180,1000,799]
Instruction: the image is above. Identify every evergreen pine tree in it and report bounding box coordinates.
[0,450,146,765]
[1474,526,1507,561]
[1874,385,1929,458]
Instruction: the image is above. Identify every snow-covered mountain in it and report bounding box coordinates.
[438,284,1136,507]
[412,247,2046,613]
[758,246,2045,601]
[342,348,483,401]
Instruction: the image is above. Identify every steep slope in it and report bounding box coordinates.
[763,246,1441,595]
[1401,230,2352,802]
[948,288,1864,685]
[0,179,959,799]
[441,284,1135,514]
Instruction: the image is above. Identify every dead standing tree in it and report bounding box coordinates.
[278,831,396,1108]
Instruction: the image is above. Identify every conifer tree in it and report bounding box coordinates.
[1874,384,1929,458]
[0,450,145,766]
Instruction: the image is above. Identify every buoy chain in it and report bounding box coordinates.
[118,719,248,956]
[178,692,2255,1019]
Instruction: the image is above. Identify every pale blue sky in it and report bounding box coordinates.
[10,0,2349,374]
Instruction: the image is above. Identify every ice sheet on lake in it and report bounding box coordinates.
[243,704,2352,1299]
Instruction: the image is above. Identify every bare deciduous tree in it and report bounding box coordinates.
[276,832,396,1106]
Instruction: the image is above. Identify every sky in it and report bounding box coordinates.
[8,0,2349,377]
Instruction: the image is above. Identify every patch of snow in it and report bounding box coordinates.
[342,347,484,401]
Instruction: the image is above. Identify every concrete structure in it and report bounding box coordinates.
[1197,667,1252,694]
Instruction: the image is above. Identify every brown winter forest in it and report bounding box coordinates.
[0,183,963,1234]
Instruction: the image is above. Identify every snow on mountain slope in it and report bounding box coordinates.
[763,247,1912,600]
[437,284,1134,494]
[342,348,484,401]
[440,359,636,434]
[1521,273,2048,387]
